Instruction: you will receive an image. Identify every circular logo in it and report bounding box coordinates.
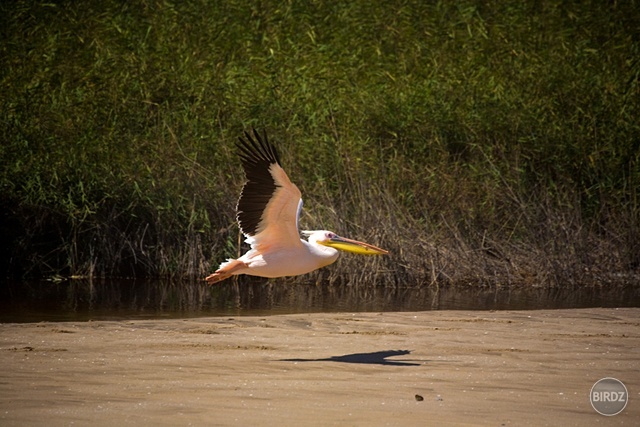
[590,378,628,416]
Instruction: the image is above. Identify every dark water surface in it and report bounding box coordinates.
[1,279,639,323]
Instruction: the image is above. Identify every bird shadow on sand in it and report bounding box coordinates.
[280,350,423,366]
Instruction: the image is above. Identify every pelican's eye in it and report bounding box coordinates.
[326,232,336,239]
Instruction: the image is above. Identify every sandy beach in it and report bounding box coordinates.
[1,308,638,426]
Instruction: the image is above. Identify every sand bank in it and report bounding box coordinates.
[1,308,639,426]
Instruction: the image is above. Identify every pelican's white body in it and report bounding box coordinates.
[221,232,339,278]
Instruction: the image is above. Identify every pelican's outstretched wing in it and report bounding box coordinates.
[235,129,303,253]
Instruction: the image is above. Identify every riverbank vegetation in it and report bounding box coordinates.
[2,0,638,287]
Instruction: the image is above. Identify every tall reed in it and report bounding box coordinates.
[1,0,638,287]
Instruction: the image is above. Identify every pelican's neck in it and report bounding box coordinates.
[302,239,339,266]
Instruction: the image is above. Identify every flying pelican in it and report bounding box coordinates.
[205,129,388,284]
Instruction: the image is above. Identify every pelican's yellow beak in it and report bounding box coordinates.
[321,235,389,255]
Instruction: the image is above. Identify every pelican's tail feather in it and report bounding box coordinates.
[205,259,248,285]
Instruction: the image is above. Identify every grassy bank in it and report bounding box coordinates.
[1,0,638,287]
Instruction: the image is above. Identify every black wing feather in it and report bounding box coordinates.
[236,129,282,236]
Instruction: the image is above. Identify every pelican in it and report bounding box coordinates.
[205,129,388,284]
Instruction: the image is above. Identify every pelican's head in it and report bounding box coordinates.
[302,230,389,255]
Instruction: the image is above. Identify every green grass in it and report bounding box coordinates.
[1,0,638,287]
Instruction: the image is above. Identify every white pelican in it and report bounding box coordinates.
[205,129,388,284]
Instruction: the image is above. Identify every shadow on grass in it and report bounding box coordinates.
[281,350,423,366]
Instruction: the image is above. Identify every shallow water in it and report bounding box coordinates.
[1,278,639,322]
